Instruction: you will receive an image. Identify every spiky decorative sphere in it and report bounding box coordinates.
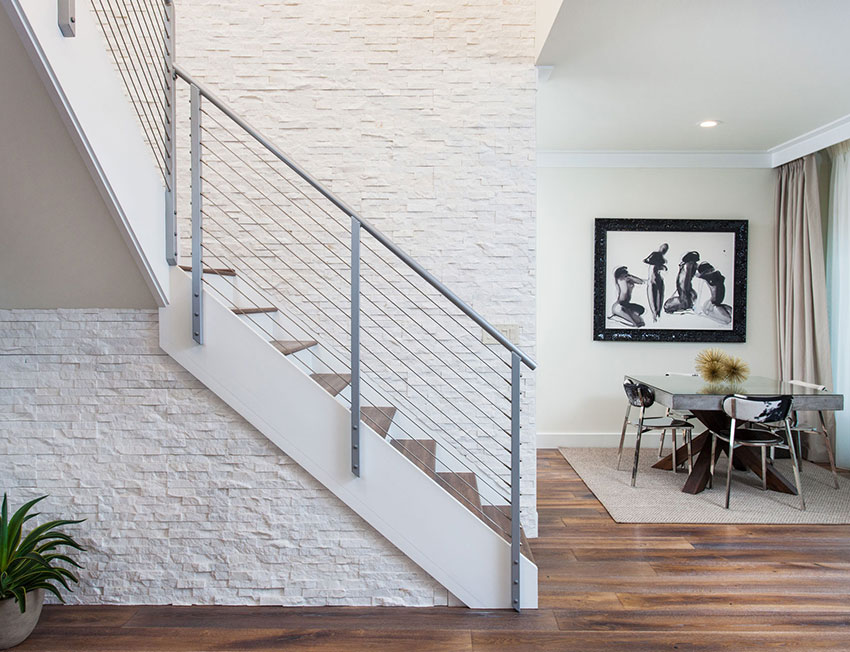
[720,356,750,384]
[695,348,732,382]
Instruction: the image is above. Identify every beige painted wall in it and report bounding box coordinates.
[0,9,155,308]
[536,0,563,60]
[537,166,779,441]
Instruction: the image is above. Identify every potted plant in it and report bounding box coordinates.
[0,495,84,650]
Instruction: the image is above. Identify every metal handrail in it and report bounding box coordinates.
[172,64,536,371]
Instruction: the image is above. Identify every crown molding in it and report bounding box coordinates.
[538,113,850,170]
[768,113,850,167]
[537,150,772,168]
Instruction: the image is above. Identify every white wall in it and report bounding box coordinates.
[1,309,448,606]
[174,0,539,532]
[0,8,156,309]
[537,167,779,446]
[536,0,564,60]
[1,0,537,608]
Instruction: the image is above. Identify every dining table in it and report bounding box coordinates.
[624,374,845,495]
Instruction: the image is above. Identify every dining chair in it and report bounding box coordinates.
[657,372,697,458]
[786,379,840,489]
[618,380,694,487]
[710,394,805,510]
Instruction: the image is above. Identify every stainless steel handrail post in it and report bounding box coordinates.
[190,83,203,344]
[351,218,361,477]
[164,0,177,265]
[510,351,521,612]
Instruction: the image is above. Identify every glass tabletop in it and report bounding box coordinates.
[624,374,844,411]
[626,375,824,397]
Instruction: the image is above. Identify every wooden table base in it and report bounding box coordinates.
[651,424,798,496]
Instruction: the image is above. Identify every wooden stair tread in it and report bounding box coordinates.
[361,406,397,438]
[310,373,351,396]
[271,340,318,356]
[481,505,535,564]
[391,439,438,475]
[437,472,481,512]
[232,306,277,315]
[179,265,236,276]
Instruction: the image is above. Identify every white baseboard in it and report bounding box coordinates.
[537,432,667,449]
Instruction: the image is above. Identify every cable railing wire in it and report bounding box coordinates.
[197,236,511,518]
[199,108,511,381]
[91,0,169,181]
[200,203,513,490]
[199,110,512,401]
[197,134,513,428]
[198,157,514,459]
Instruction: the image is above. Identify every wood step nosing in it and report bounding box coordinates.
[271,340,319,356]
[309,373,352,397]
[231,306,278,315]
[178,265,237,276]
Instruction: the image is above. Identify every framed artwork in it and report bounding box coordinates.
[593,218,748,342]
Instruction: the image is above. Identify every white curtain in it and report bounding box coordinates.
[776,155,834,461]
[828,141,850,468]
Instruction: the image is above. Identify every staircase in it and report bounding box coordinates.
[4,0,538,609]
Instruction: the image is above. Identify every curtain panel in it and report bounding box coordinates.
[775,154,834,461]
[828,141,850,467]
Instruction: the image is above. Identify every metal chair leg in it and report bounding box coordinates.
[671,429,678,473]
[724,426,736,509]
[760,448,767,491]
[686,430,693,474]
[818,414,839,490]
[617,403,630,471]
[658,429,666,458]
[724,445,734,508]
[786,421,806,511]
[631,413,645,488]
[796,431,803,473]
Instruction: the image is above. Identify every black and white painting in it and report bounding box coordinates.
[593,219,747,342]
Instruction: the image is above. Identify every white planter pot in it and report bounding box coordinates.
[0,589,44,650]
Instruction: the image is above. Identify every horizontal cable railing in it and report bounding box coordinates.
[194,104,513,513]
[173,65,534,610]
[90,0,172,184]
[90,0,534,600]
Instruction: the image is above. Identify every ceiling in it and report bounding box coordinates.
[537,0,850,154]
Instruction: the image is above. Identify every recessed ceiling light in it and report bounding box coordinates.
[699,120,721,128]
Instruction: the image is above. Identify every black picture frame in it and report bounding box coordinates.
[593,218,748,343]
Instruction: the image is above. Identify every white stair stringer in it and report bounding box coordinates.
[160,268,537,609]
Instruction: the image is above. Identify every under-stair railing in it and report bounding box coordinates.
[89,0,535,611]
[90,0,177,263]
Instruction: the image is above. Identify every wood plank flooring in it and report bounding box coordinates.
[17,449,850,651]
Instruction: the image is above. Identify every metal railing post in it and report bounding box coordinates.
[164,0,177,265]
[510,351,521,612]
[190,83,203,344]
[351,218,361,477]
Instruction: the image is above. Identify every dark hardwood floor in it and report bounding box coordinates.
[18,449,850,651]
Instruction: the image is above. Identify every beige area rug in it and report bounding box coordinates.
[559,447,850,524]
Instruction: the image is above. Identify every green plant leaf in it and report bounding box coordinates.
[16,519,85,558]
[0,495,8,569]
[11,586,27,614]
[0,495,83,607]
[28,582,65,603]
[2,496,48,568]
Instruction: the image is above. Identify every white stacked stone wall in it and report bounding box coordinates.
[174,0,538,533]
[2,0,537,606]
[1,309,448,605]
